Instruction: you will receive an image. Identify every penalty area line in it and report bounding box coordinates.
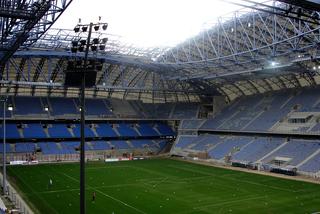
[60,172,147,214]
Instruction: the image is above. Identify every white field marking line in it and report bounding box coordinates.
[37,183,141,194]
[86,165,132,170]
[9,168,59,214]
[151,177,169,188]
[60,172,147,214]
[168,164,294,193]
[193,196,266,210]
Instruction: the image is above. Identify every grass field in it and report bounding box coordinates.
[7,158,320,214]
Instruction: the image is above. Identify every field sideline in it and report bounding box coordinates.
[7,158,320,214]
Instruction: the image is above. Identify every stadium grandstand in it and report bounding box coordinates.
[0,0,320,213]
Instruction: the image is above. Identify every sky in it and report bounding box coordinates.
[53,0,241,48]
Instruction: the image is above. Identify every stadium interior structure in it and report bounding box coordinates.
[1,0,320,213]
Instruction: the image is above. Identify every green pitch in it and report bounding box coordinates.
[7,158,320,214]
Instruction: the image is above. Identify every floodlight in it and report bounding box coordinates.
[102,24,108,30]
[94,25,100,31]
[99,45,105,51]
[318,65,320,69]
[80,40,86,46]
[71,47,78,53]
[7,106,13,111]
[82,26,88,32]
[78,46,84,52]
[271,61,277,66]
[248,22,251,27]
[313,66,316,70]
[92,38,99,44]
[44,107,49,112]
[91,46,97,51]
[101,38,108,44]
[72,40,78,47]
[74,26,80,33]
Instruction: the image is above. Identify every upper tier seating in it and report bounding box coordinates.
[200,88,320,133]
[180,120,205,130]
[85,99,113,116]
[50,97,78,115]
[171,103,199,119]
[15,97,46,115]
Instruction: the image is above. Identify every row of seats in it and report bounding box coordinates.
[1,96,200,119]
[0,140,169,155]
[199,88,320,133]
[0,122,175,139]
[173,134,320,173]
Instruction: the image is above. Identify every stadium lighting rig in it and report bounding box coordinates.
[67,18,108,214]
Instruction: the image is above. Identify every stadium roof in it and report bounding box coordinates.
[1,0,320,102]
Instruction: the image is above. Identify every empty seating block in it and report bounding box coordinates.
[232,138,284,162]
[60,142,78,154]
[130,140,153,149]
[48,124,72,138]
[91,141,110,150]
[15,97,44,115]
[95,124,118,137]
[23,124,47,138]
[299,152,320,173]
[156,123,175,136]
[175,135,198,149]
[137,123,158,136]
[15,143,36,153]
[262,140,320,166]
[109,141,130,149]
[0,144,12,153]
[209,137,251,160]
[85,99,113,116]
[0,124,20,139]
[50,98,78,115]
[38,142,62,155]
[172,103,199,119]
[73,124,96,138]
[116,124,139,137]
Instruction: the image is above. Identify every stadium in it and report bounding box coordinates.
[0,0,320,213]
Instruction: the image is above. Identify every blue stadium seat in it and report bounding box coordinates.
[48,124,72,138]
[72,124,96,138]
[95,124,118,137]
[23,123,47,138]
[116,124,139,137]
[0,124,20,139]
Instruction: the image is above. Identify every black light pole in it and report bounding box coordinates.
[2,97,6,195]
[71,20,108,214]
[79,22,93,214]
